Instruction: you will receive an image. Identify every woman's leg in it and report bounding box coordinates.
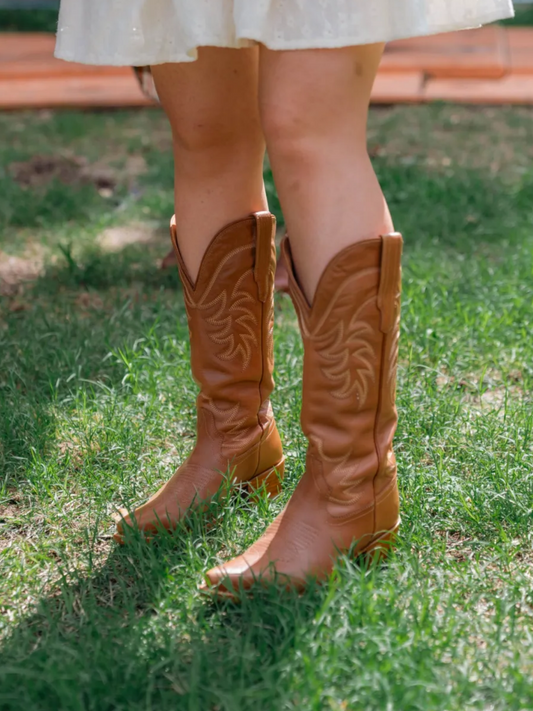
[151,47,267,282]
[116,49,284,542]
[258,44,392,302]
[204,45,402,592]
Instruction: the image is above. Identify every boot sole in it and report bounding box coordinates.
[113,458,285,545]
[358,520,401,565]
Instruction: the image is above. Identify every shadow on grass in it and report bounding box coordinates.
[0,522,327,709]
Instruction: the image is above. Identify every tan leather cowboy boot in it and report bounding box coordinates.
[203,232,402,592]
[115,212,284,542]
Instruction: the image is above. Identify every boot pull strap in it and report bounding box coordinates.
[377,233,403,333]
[254,211,276,303]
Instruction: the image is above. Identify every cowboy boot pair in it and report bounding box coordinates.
[203,229,403,593]
[116,211,403,596]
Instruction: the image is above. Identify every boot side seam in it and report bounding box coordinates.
[372,292,388,536]
[253,240,267,478]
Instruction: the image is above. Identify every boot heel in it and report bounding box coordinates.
[360,521,400,564]
[245,458,285,498]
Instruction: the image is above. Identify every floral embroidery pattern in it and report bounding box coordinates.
[183,246,258,370]
[310,437,367,507]
[204,399,257,452]
[314,315,376,405]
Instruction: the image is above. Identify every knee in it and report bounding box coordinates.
[260,85,368,167]
[260,95,351,170]
[260,102,312,162]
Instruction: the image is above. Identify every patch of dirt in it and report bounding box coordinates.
[56,432,102,468]
[476,386,523,410]
[368,105,533,177]
[444,531,475,562]
[74,292,104,311]
[435,369,526,412]
[8,153,147,196]
[0,251,43,297]
[0,495,39,554]
[9,155,68,187]
[97,223,158,252]
[0,500,21,524]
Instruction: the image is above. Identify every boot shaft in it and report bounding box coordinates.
[170,213,277,452]
[282,234,402,501]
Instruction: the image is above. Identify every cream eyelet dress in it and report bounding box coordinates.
[55,0,514,66]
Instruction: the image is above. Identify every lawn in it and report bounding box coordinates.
[0,103,533,710]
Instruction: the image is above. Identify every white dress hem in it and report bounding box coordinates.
[54,6,515,67]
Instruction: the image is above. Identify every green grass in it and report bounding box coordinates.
[0,8,58,33]
[1,104,533,710]
[503,4,533,26]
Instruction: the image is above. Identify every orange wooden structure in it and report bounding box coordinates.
[1,27,533,108]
